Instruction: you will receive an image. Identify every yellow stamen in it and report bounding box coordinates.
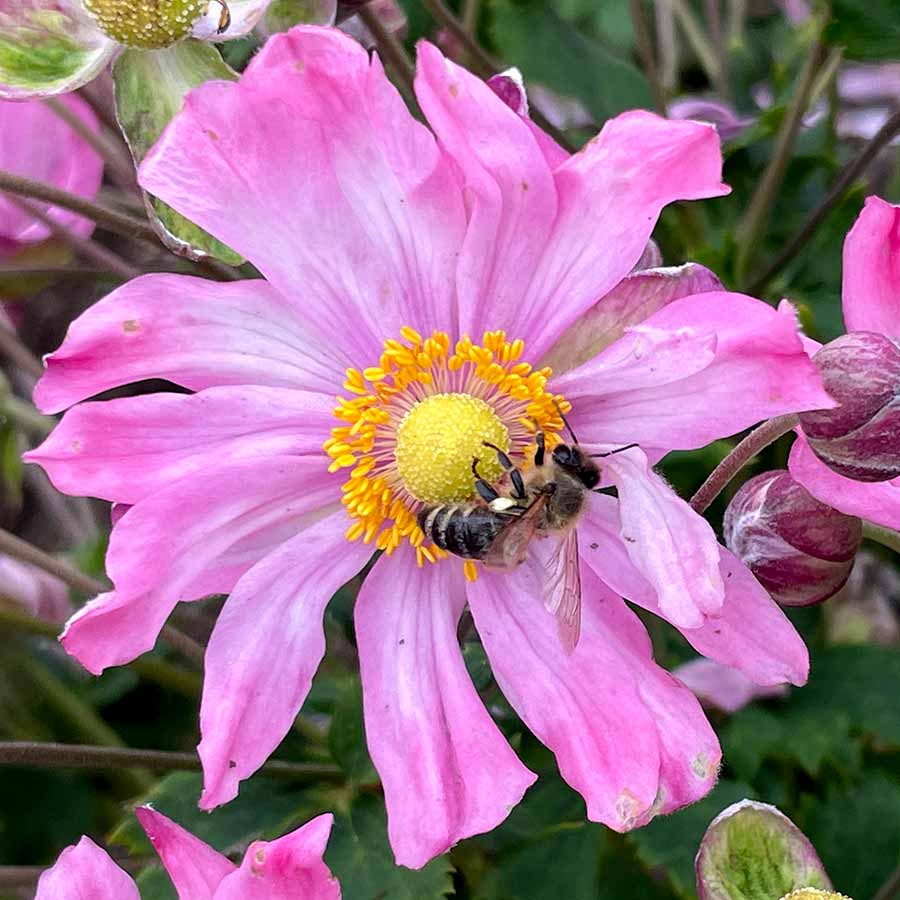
[464,560,479,582]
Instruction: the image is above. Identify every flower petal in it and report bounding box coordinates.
[214,814,340,899]
[60,456,339,674]
[33,273,341,414]
[0,95,104,245]
[415,42,559,343]
[601,446,724,628]
[560,293,834,453]
[842,195,900,335]
[192,0,273,40]
[0,2,115,99]
[135,806,235,899]
[519,111,729,358]
[28,386,333,504]
[35,837,139,900]
[541,263,723,376]
[199,511,370,810]
[673,658,789,714]
[467,561,662,830]
[580,495,809,687]
[789,431,900,530]
[356,548,536,868]
[0,553,70,622]
[140,27,465,358]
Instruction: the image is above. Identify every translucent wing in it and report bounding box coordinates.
[483,493,548,571]
[541,529,582,654]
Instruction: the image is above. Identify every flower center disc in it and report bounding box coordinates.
[83,0,209,48]
[395,393,509,504]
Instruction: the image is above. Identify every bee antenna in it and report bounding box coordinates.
[552,399,579,444]
[589,442,639,458]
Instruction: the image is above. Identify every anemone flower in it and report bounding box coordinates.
[0,0,336,98]
[35,807,340,898]
[28,26,833,868]
[788,197,900,530]
[0,93,103,253]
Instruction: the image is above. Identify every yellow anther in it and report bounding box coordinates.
[400,325,423,345]
[464,560,479,582]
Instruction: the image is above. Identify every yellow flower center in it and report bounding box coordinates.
[324,327,568,568]
[82,0,210,48]
[780,892,852,900]
[395,393,509,504]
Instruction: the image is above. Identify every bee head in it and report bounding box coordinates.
[552,444,600,489]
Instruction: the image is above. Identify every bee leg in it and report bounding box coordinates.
[482,441,527,500]
[534,430,546,466]
[472,457,501,503]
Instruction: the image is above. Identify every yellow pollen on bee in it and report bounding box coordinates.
[324,328,567,566]
[82,0,210,48]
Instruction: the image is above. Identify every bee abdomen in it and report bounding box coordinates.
[418,504,507,559]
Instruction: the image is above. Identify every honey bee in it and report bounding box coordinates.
[417,416,636,653]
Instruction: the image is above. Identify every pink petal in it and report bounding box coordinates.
[601,447,724,628]
[355,549,536,868]
[789,431,900,530]
[673,658,789,714]
[34,274,341,414]
[199,511,370,810]
[140,27,465,360]
[60,456,339,674]
[842,195,900,335]
[0,553,70,622]
[541,263,724,375]
[415,43,560,343]
[214,814,340,899]
[35,836,139,900]
[560,293,834,453]
[580,496,809,687]
[28,386,333,504]
[519,111,729,358]
[135,806,235,899]
[192,0,273,39]
[0,95,103,245]
[467,560,659,830]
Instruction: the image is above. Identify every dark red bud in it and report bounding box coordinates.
[799,331,900,482]
[724,470,861,606]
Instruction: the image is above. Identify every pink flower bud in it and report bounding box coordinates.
[799,332,900,482]
[724,470,861,606]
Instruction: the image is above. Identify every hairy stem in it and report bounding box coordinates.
[0,320,44,381]
[630,0,667,114]
[689,414,799,514]
[0,741,344,781]
[358,3,415,92]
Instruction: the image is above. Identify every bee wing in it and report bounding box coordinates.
[483,493,548,570]
[541,529,582,654]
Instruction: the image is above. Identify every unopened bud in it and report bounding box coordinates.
[83,0,210,48]
[724,470,861,606]
[799,332,900,482]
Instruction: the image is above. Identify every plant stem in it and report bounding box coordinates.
[0,601,202,698]
[0,321,44,381]
[461,0,481,34]
[704,0,729,100]
[862,522,900,556]
[0,741,344,781]
[0,392,54,436]
[670,0,722,89]
[0,169,160,246]
[874,864,900,900]
[734,30,826,287]
[748,106,900,296]
[689,414,799,514]
[358,3,415,92]
[630,0,667,114]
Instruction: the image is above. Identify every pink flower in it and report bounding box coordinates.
[0,552,71,622]
[789,196,900,530]
[35,807,340,899]
[28,27,830,867]
[674,658,789,714]
[0,94,103,255]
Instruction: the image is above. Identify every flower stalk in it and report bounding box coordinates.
[690,414,800,514]
[862,521,900,556]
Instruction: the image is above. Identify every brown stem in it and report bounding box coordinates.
[358,3,415,92]
[874,863,900,900]
[630,0,667,114]
[749,106,900,296]
[0,321,44,381]
[0,169,160,245]
[689,414,799,514]
[0,741,343,781]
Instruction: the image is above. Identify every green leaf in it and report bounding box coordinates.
[827,0,900,60]
[112,41,245,266]
[489,0,651,123]
[328,679,378,784]
[136,867,177,900]
[628,780,757,899]
[324,794,455,900]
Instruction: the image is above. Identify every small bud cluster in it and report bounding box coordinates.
[724,470,861,606]
[82,0,210,48]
